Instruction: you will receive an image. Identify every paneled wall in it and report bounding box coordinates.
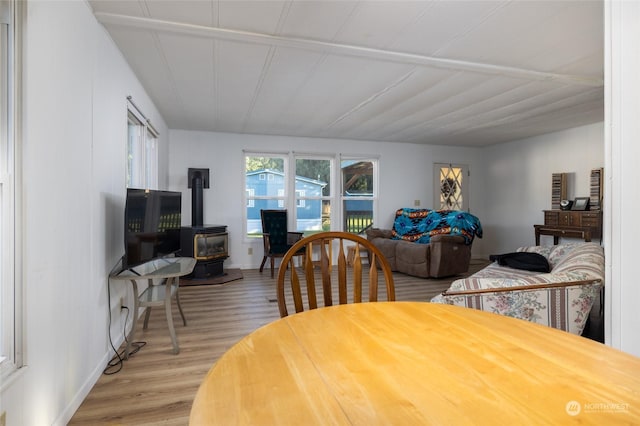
[168,130,486,268]
[0,1,168,424]
[481,123,604,254]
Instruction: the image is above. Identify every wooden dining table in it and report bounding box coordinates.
[190,302,640,425]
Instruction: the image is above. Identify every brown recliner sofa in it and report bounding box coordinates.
[366,228,471,278]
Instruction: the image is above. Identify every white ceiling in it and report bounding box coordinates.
[89,0,604,147]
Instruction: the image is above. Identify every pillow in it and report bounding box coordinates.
[489,252,551,273]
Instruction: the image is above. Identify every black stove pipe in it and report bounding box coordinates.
[191,171,204,227]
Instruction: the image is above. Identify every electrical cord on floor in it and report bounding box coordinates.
[103,271,147,375]
[103,278,124,375]
[102,306,147,375]
[120,306,147,356]
[103,305,147,375]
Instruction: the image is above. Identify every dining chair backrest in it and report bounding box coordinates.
[276,231,395,317]
[259,209,305,278]
[261,209,289,250]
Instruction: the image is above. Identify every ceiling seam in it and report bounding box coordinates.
[386,1,436,51]
[326,68,419,129]
[285,1,360,136]
[212,0,219,127]
[449,88,604,134]
[331,1,363,43]
[392,83,545,138]
[391,80,580,137]
[340,70,464,141]
[240,1,293,133]
[436,103,604,146]
[134,2,187,129]
[271,54,329,135]
[150,31,188,128]
[430,0,509,57]
[375,76,596,141]
[355,71,483,141]
[433,85,594,132]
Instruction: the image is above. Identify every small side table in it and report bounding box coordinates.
[111,257,196,356]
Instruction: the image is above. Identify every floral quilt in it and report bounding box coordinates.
[391,208,483,245]
[431,243,604,335]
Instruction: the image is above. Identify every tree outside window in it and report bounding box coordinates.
[341,159,376,234]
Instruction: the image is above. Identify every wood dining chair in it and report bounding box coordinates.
[276,231,395,317]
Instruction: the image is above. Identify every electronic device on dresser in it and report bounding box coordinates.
[560,199,573,210]
[123,188,182,269]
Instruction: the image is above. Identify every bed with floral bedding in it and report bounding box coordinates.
[431,242,604,335]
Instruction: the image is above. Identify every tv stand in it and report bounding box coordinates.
[111,257,196,357]
[126,268,142,276]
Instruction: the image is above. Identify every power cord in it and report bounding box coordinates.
[103,264,147,375]
[103,306,146,375]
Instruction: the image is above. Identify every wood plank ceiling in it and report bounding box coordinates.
[89,0,603,147]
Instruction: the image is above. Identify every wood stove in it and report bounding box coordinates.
[181,168,228,278]
[181,225,228,278]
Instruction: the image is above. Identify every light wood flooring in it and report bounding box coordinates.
[68,259,488,425]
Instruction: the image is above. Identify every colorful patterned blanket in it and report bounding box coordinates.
[391,208,483,245]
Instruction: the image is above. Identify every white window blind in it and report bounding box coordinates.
[126,97,158,189]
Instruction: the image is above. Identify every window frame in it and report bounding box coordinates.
[0,0,23,380]
[433,163,469,211]
[243,151,289,238]
[244,152,379,239]
[292,153,333,234]
[340,155,378,234]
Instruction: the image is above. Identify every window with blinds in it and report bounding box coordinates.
[126,98,158,189]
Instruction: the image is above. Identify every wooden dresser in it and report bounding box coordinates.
[534,210,602,245]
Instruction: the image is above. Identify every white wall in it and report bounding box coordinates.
[168,130,486,268]
[0,1,169,425]
[169,125,602,268]
[605,0,640,356]
[481,123,604,255]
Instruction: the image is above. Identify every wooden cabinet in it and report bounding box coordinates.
[544,210,601,231]
[535,210,602,245]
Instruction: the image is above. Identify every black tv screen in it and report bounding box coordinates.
[124,188,182,269]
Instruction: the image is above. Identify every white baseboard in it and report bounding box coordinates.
[53,335,126,426]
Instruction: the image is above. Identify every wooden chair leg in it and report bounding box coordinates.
[259,256,267,272]
[270,257,275,278]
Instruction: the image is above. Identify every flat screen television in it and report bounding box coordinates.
[123,188,182,269]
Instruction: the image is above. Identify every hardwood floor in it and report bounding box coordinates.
[69,261,489,425]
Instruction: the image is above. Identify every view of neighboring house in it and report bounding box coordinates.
[246,169,327,233]
[246,162,376,235]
